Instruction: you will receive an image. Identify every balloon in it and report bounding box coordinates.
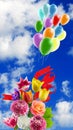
[44,18,52,28]
[39,88,50,101]
[32,78,44,92]
[50,38,60,52]
[61,14,70,25]
[39,38,53,55]
[55,25,63,36]
[38,8,44,20]
[33,33,43,48]
[35,20,43,32]
[43,4,49,16]
[53,15,61,26]
[43,27,54,38]
[57,30,67,41]
[50,4,57,17]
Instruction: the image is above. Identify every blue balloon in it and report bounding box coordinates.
[50,4,57,17]
[55,25,63,36]
[43,4,50,16]
[38,8,44,20]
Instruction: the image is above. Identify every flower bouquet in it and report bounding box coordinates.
[3,66,56,130]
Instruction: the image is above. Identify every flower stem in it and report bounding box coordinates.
[14,125,18,130]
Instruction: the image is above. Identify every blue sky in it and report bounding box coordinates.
[0,0,73,130]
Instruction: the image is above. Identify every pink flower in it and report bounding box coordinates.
[30,115,46,130]
[10,100,29,116]
[3,114,17,128]
[30,100,45,116]
[17,77,31,91]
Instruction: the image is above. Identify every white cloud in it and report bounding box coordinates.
[54,101,73,127]
[0,0,48,62]
[57,3,73,20]
[0,0,48,32]
[68,47,73,56]
[0,111,12,130]
[61,80,71,97]
[57,4,65,16]
[68,4,73,19]
[0,73,8,84]
[11,65,34,78]
[0,32,33,60]
[0,65,34,94]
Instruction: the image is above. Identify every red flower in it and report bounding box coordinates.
[17,77,31,90]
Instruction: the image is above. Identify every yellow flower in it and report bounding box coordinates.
[32,78,44,92]
[39,88,50,101]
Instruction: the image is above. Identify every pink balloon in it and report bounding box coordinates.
[44,18,52,28]
[33,33,43,48]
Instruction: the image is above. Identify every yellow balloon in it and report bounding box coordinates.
[50,38,60,52]
[39,88,50,101]
[32,78,44,92]
[57,30,67,41]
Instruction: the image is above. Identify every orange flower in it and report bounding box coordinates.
[19,90,33,103]
[30,100,45,116]
[26,90,33,103]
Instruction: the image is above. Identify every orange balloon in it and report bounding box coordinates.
[43,27,54,38]
[61,14,70,25]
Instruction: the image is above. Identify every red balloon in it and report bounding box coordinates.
[53,15,61,26]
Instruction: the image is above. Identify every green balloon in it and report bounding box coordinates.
[39,38,53,55]
[35,20,43,32]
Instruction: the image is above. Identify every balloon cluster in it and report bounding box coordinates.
[33,4,70,56]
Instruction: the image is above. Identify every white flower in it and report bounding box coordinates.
[17,115,30,129]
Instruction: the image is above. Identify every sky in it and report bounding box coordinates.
[0,0,73,130]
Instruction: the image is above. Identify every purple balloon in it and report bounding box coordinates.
[33,33,43,48]
[44,18,52,28]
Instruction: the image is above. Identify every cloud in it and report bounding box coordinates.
[68,47,73,56]
[68,4,73,19]
[58,3,73,20]
[61,80,71,97]
[0,73,8,84]
[57,4,65,16]
[0,111,12,130]
[0,0,48,62]
[0,64,34,95]
[0,32,33,60]
[0,0,48,34]
[54,101,73,127]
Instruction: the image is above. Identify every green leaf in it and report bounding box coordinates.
[45,118,54,128]
[43,107,53,118]
[43,107,54,128]
[14,125,18,130]
[28,111,33,118]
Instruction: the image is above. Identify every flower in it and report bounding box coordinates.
[10,100,29,116]
[30,115,46,130]
[32,78,44,92]
[39,88,50,101]
[24,90,33,103]
[19,90,33,103]
[12,89,20,100]
[17,115,30,129]
[30,100,45,116]
[3,114,17,128]
[17,77,31,91]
